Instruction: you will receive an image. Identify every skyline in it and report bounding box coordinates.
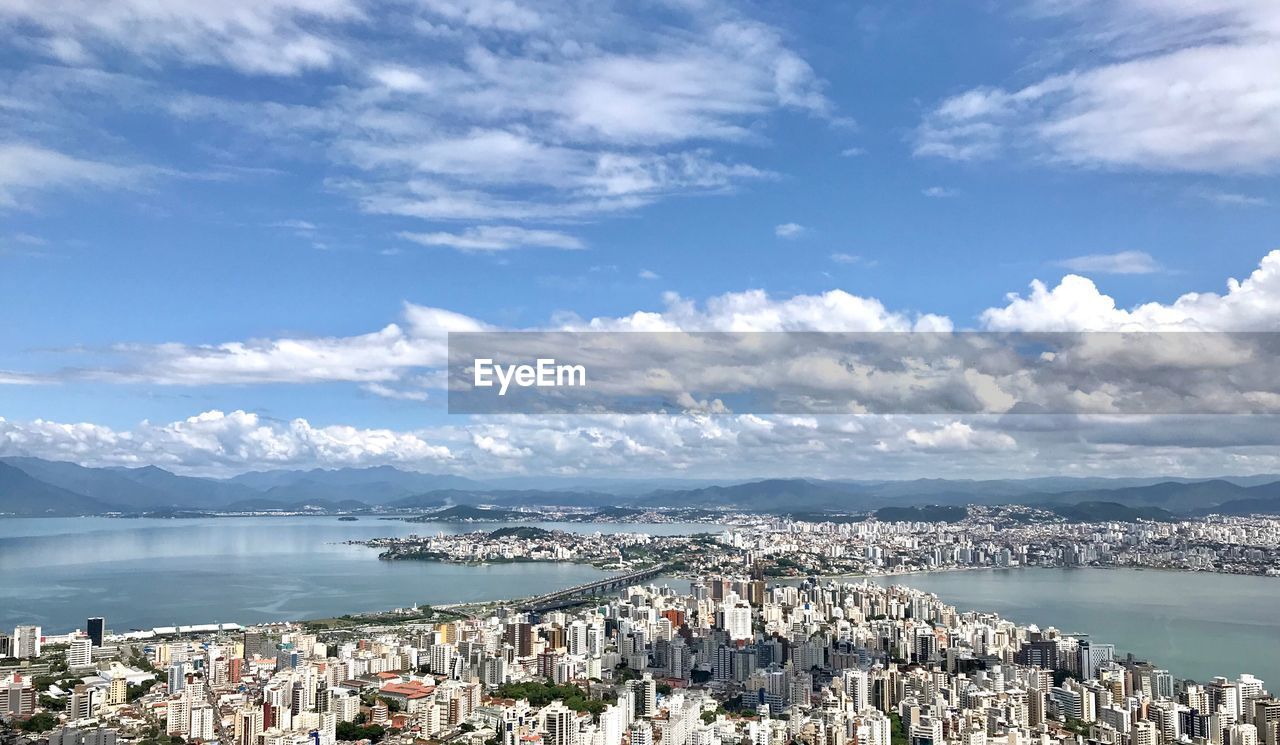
[3,1,1280,478]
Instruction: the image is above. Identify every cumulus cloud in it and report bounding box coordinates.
[774,222,806,238]
[9,409,1280,478]
[566,289,952,333]
[901,422,1017,451]
[0,410,451,473]
[922,186,957,198]
[915,0,1280,173]
[983,249,1280,331]
[10,251,1280,400]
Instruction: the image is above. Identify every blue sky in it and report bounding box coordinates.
[1,0,1279,477]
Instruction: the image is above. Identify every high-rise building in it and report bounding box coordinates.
[236,705,265,745]
[629,721,653,745]
[1250,699,1280,745]
[1078,640,1114,679]
[724,602,752,641]
[87,617,105,647]
[189,702,216,741]
[168,662,185,693]
[107,678,127,707]
[1,675,36,718]
[13,625,41,659]
[542,701,575,745]
[505,622,533,658]
[69,684,100,721]
[567,621,588,656]
[629,675,657,718]
[68,637,93,668]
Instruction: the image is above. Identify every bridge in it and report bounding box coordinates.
[518,565,667,612]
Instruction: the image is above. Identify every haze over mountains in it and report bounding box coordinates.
[2,456,1280,518]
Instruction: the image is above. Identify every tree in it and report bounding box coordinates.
[336,721,385,743]
[18,712,57,733]
[888,713,908,745]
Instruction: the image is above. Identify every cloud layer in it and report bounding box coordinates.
[3,252,1280,475]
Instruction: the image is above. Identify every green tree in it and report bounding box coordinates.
[336,721,386,743]
[19,712,57,733]
[888,713,908,745]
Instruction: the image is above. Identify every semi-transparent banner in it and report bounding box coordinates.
[447,331,1280,415]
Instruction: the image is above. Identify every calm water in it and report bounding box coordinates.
[0,516,712,631]
[871,568,1280,686]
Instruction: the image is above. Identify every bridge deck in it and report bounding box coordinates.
[518,565,665,612]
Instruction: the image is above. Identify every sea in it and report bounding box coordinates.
[0,516,709,631]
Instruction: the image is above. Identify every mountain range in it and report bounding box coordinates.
[2,456,1280,518]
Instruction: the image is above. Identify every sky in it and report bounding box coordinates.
[1,0,1279,479]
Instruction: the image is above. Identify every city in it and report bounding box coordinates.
[4,4,1280,745]
[360,511,1280,578]
[2,568,1276,745]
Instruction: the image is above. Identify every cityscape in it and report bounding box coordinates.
[3,3,1280,745]
[2,557,1277,745]
[361,510,1280,578]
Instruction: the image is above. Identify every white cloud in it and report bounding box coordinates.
[922,186,957,198]
[12,251,1280,417]
[830,252,862,265]
[12,408,1280,479]
[638,269,660,280]
[902,422,1017,451]
[983,249,1280,331]
[840,147,865,157]
[569,288,953,333]
[774,222,806,238]
[0,410,451,473]
[916,0,1280,173]
[1190,188,1268,207]
[3,1,832,227]
[399,225,584,252]
[0,142,146,208]
[269,219,317,230]
[416,0,542,33]
[1057,250,1163,275]
[0,0,360,76]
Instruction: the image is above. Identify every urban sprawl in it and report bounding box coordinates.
[3,511,1279,745]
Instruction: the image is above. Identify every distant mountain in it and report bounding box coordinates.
[222,497,372,512]
[477,475,741,495]
[228,466,486,502]
[103,465,258,508]
[0,462,112,515]
[407,505,532,522]
[1040,479,1257,514]
[643,478,874,511]
[1,456,180,509]
[390,488,619,509]
[1197,481,1280,516]
[4,455,1280,518]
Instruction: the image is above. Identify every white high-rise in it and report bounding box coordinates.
[13,626,41,659]
[68,637,93,668]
